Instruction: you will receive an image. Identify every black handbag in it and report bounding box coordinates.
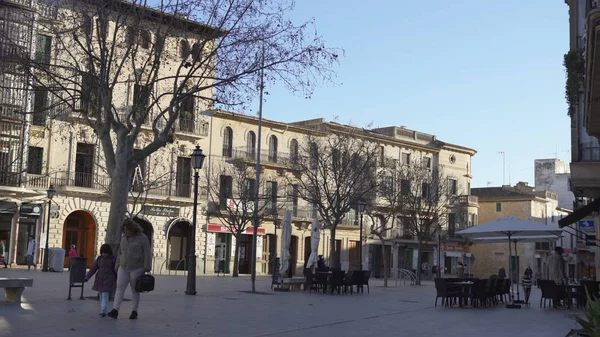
[135,272,155,293]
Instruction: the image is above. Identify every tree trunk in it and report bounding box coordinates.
[105,153,133,253]
[329,226,339,269]
[380,238,388,287]
[415,242,422,286]
[232,236,240,277]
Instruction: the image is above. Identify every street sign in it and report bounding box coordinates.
[578,220,595,232]
[586,234,597,246]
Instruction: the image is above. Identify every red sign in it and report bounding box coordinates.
[207,224,265,235]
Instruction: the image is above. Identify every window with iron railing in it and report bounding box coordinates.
[32,87,48,126]
[219,175,233,208]
[35,34,51,65]
[223,127,233,157]
[74,143,94,188]
[265,181,278,214]
[26,146,43,175]
[175,157,191,197]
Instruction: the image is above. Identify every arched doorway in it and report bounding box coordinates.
[167,220,191,270]
[133,216,154,249]
[62,211,96,268]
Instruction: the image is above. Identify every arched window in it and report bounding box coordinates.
[247,131,256,160]
[180,40,190,59]
[290,138,299,164]
[222,127,233,157]
[268,135,278,163]
[139,30,151,49]
[192,43,202,60]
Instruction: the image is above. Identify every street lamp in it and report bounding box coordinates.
[185,145,206,296]
[42,185,56,272]
[357,201,366,271]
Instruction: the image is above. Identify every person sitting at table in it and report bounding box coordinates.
[521,271,533,305]
[457,261,465,279]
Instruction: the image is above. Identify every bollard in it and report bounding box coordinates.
[67,257,87,300]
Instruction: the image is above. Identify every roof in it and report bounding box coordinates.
[471,186,557,202]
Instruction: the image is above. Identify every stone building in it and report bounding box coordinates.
[470,182,569,279]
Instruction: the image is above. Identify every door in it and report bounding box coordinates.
[238,234,253,274]
[74,143,94,187]
[214,243,227,273]
[16,220,36,265]
[349,241,360,270]
[290,236,298,276]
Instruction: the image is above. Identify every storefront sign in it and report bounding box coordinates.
[142,206,179,217]
[20,203,42,216]
[207,224,265,235]
[579,220,595,232]
[206,233,216,257]
[0,202,17,214]
[256,236,263,258]
[440,244,470,253]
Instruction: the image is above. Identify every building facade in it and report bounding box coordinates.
[470,182,569,279]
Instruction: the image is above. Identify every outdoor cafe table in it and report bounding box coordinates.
[447,281,474,308]
[563,284,582,309]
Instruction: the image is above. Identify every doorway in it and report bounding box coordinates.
[238,234,253,274]
[349,241,360,270]
[267,234,276,275]
[16,217,37,265]
[167,221,191,270]
[214,233,230,274]
[304,236,311,269]
[290,235,298,276]
[62,211,96,268]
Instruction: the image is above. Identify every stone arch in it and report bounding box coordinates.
[164,218,193,270]
[62,210,97,268]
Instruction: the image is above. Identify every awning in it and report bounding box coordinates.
[558,199,600,228]
[445,251,463,258]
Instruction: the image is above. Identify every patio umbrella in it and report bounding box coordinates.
[305,218,321,272]
[279,210,292,278]
[457,216,563,308]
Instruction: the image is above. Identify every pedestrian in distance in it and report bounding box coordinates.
[521,270,533,305]
[85,244,117,317]
[107,218,151,320]
[26,236,36,271]
[69,245,77,258]
[0,241,7,268]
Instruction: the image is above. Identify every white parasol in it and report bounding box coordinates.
[279,210,292,277]
[305,218,321,272]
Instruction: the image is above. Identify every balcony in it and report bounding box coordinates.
[453,195,479,206]
[571,145,600,197]
[51,171,111,191]
[26,174,49,189]
[176,118,209,137]
[230,147,291,167]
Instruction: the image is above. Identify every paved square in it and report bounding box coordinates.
[0,269,578,337]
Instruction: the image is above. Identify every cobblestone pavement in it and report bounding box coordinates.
[0,269,578,337]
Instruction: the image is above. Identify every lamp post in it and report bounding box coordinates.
[357,201,366,271]
[42,185,56,272]
[437,231,442,278]
[185,145,206,296]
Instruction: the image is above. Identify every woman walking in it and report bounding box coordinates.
[107,219,151,320]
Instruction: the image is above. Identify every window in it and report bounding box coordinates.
[470,214,477,227]
[421,182,430,199]
[95,18,106,40]
[423,157,431,169]
[26,147,43,174]
[176,157,191,197]
[35,35,52,65]
[133,84,150,121]
[400,179,410,196]
[268,135,278,162]
[180,40,190,59]
[401,152,411,165]
[265,181,278,213]
[448,213,456,237]
[496,202,502,212]
[222,127,233,157]
[192,43,202,60]
[32,87,48,126]
[243,178,256,201]
[379,146,384,166]
[178,94,194,132]
[399,216,411,238]
[80,73,98,113]
[219,175,233,208]
[309,142,318,169]
[139,30,151,49]
[126,27,136,46]
[246,131,256,160]
[82,15,92,39]
[130,149,146,193]
[447,178,457,195]
[74,143,94,187]
[290,139,299,164]
[290,184,299,216]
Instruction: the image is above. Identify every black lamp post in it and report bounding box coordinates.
[185,145,206,296]
[42,185,56,272]
[357,201,366,271]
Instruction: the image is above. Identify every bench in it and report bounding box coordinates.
[281,277,305,291]
[0,278,34,304]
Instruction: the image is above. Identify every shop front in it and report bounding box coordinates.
[205,224,265,275]
[441,244,472,276]
[16,203,43,265]
[0,201,17,265]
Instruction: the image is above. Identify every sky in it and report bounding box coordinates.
[247,0,571,188]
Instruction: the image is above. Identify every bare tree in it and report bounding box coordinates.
[206,160,285,277]
[0,0,338,248]
[381,161,452,285]
[292,132,379,269]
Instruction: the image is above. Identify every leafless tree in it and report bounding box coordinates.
[380,160,452,285]
[206,160,286,277]
[365,208,395,287]
[0,0,339,248]
[291,131,379,269]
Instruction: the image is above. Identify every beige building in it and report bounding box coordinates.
[470,182,569,279]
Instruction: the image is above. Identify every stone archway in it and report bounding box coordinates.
[166,220,192,270]
[62,210,97,268]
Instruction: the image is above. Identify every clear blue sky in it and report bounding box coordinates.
[250,0,571,188]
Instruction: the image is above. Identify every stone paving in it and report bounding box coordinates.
[0,269,579,337]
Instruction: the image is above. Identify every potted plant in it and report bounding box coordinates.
[567,292,600,337]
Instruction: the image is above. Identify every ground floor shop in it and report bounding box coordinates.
[439,244,472,277]
[0,201,45,267]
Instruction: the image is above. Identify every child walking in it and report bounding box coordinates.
[85,244,117,317]
[521,270,533,305]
